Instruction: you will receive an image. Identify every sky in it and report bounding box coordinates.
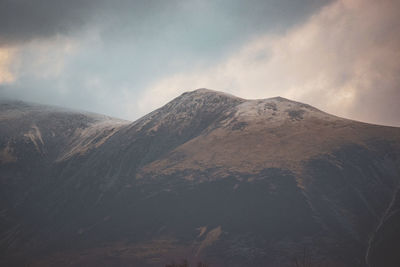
[0,0,399,127]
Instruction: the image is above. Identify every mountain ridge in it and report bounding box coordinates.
[1,89,400,266]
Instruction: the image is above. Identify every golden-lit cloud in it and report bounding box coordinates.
[140,0,400,126]
[15,36,80,80]
[0,48,16,84]
[0,35,80,87]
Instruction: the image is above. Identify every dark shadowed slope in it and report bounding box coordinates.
[0,90,400,267]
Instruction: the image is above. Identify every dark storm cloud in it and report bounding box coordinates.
[0,0,159,45]
[0,0,332,46]
[0,0,93,46]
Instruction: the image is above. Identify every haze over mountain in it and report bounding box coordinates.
[1,89,400,266]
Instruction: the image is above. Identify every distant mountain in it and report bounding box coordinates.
[1,90,399,267]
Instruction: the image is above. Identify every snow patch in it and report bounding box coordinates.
[196,226,222,256]
[58,119,128,161]
[234,97,336,123]
[0,142,16,163]
[23,125,44,153]
[196,226,208,238]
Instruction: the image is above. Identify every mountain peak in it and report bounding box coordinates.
[179,90,318,112]
[266,96,292,102]
[180,88,238,100]
[130,89,334,135]
[129,88,245,133]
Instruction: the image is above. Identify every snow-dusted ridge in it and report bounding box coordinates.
[0,99,130,162]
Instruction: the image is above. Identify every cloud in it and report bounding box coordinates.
[139,0,400,126]
[0,0,94,46]
[0,0,331,121]
[0,29,144,120]
[0,0,330,47]
[0,47,16,84]
[15,36,79,79]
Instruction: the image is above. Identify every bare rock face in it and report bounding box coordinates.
[1,90,400,267]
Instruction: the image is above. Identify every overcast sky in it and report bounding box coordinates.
[0,0,399,126]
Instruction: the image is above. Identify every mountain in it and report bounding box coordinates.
[1,90,400,267]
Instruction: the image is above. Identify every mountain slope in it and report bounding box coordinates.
[0,90,399,267]
[0,100,129,265]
